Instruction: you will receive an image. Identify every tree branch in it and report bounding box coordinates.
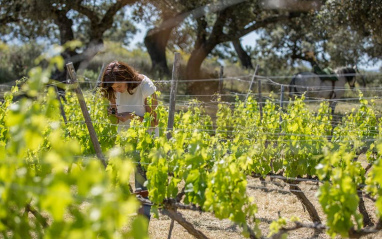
[176,186,186,202]
[357,191,374,227]
[0,2,23,25]
[71,2,100,24]
[194,16,208,50]
[208,8,229,43]
[24,203,49,228]
[269,220,382,239]
[147,11,192,36]
[348,226,382,238]
[161,208,210,239]
[220,13,302,43]
[364,163,373,174]
[376,219,382,230]
[288,184,322,224]
[164,199,202,212]
[0,15,20,25]
[52,9,75,47]
[362,192,376,202]
[99,0,137,32]
[163,199,258,239]
[269,222,326,239]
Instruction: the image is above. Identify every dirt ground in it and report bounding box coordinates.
[144,176,381,239]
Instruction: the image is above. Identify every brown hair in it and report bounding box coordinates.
[100,61,142,101]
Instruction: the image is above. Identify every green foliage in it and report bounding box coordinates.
[0,52,147,238]
[64,90,118,154]
[1,46,381,238]
[268,217,287,238]
[0,41,44,83]
[324,0,382,46]
[366,143,382,219]
[332,92,378,152]
[281,96,331,177]
[204,153,258,234]
[316,146,364,237]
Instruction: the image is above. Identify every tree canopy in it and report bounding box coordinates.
[1,0,138,81]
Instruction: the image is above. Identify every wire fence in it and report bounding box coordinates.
[2,67,382,236]
[4,69,382,135]
[4,70,382,129]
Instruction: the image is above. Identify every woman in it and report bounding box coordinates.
[100,60,158,220]
[100,60,158,134]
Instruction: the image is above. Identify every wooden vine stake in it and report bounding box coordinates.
[165,52,178,237]
[218,65,224,95]
[66,62,107,168]
[92,63,105,94]
[52,85,68,125]
[258,72,263,120]
[164,53,210,239]
[279,85,284,131]
[245,64,259,104]
[167,52,180,140]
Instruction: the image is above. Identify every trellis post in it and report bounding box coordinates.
[279,85,284,131]
[66,62,106,168]
[258,75,263,120]
[167,53,180,140]
[219,65,224,95]
[92,63,105,94]
[53,85,68,125]
[245,64,259,103]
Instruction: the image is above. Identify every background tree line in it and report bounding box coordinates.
[1,0,381,93]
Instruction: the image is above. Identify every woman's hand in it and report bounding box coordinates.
[115,112,145,122]
[115,112,133,122]
[107,107,118,115]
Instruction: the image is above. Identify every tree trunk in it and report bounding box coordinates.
[52,9,77,83]
[184,9,229,95]
[232,39,253,69]
[185,44,218,96]
[76,38,104,71]
[144,10,192,77]
[186,47,208,80]
[144,26,172,77]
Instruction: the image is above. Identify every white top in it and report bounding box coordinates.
[115,75,157,134]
